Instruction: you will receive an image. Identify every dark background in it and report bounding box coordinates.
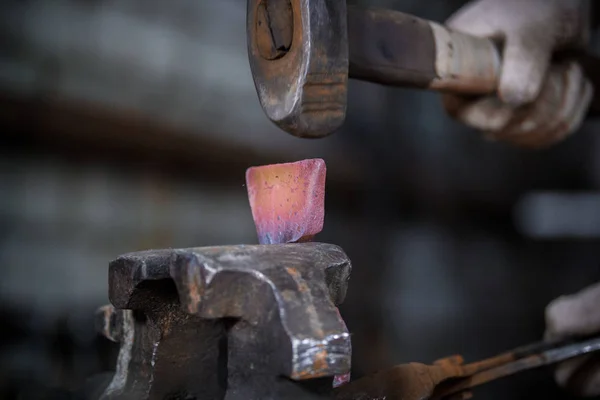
[1,0,600,399]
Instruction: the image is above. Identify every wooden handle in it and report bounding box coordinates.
[347,6,501,94]
[347,6,600,116]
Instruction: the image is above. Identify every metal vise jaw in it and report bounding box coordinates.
[92,243,352,400]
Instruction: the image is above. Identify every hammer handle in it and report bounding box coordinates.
[348,7,500,94]
[348,6,600,114]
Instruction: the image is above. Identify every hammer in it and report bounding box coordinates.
[247,0,600,138]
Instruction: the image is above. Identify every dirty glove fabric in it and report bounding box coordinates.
[442,0,592,148]
[545,282,600,397]
[442,61,593,148]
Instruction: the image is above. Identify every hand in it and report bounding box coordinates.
[545,282,600,396]
[442,0,593,148]
[443,61,593,148]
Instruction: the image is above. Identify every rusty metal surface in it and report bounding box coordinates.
[245,0,445,138]
[99,264,226,399]
[434,336,600,399]
[247,0,349,138]
[333,336,600,400]
[92,243,352,400]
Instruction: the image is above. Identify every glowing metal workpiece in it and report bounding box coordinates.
[246,158,326,245]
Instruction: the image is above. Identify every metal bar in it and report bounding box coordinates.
[436,336,600,399]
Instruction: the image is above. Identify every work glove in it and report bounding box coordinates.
[545,282,600,397]
[441,0,593,149]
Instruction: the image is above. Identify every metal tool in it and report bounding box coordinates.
[91,243,352,400]
[333,335,600,400]
[247,0,600,138]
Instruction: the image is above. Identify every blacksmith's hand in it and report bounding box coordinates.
[442,0,593,148]
[545,282,600,396]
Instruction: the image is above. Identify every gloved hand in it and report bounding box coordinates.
[442,0,593,148]
[545,282,600,396]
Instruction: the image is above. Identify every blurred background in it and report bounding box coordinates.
[1,0,600,398]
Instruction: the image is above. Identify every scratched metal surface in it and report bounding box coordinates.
[1,0,600,399]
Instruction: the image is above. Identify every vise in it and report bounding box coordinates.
[88,243,352,400]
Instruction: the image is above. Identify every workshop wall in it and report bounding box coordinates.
[1,0,599,399]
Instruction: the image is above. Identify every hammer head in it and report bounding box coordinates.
[247,0,349,138]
